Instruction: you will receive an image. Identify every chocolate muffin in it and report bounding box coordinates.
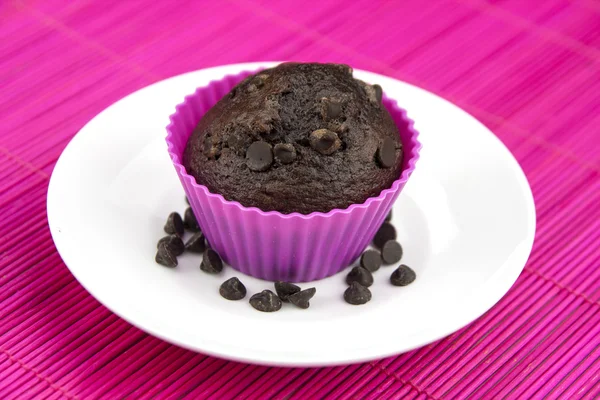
[183,62,403,214]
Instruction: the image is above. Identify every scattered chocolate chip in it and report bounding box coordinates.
[185,232,206,253]
[373,222,397,248]
[321,98,342,120]
[376,137,396,168]
[155,242,177,268]
[219,277,247,300]
[346,266,374,287]
[360,250,382,272]
[288,288,316,309]
[164,212,184,236]
[390,264,416,286]
[364,84,382,104]
[382,240,403,264]
[327,101,342,119]
[273,143,297,164]
[309,129,341,155]
[373,84,383,103]
[157,234,184,256]
[385,210,393,222]
[184,207,200,232]
[274,281,301,302]
[200,248,223,273]
[246,141,273,172]
[249,290,282,312]
[344,282,372,305]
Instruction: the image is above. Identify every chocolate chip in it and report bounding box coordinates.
[346,266,374,287]
[381,240,403,264]
[246,141,273,172]
[274,281,301,302]
[373,222,396,248]
[184,207,200,232]
[155,242,177,268]
[327,101,342,119]
[164,212,184,236]
[344,282,372,305]
[185,231,206,253]
[200,248,223,273]
[385,210,392,222]
[249,290,282,312]
[390,264,416,286]
[219,277,247,300]
[157,234,184,256]
[273,143,296,164]
[364,84,382,104]
[309,129,341,155]
[288,288,316,309]
[373,84,383,103]
[321,98,342,121]
[360,250,382,272]
[376,137,396,168]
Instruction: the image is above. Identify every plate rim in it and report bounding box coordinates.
[47,62,536,367]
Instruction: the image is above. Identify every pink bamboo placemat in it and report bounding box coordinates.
[1,0,599,398]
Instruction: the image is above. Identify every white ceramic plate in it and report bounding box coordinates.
[47,62,535,367]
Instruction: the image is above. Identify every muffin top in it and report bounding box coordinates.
[183,62,403,214]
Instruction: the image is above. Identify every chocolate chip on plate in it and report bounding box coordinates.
[309,129,341,155]
[373,222,397,248]
[273,143,297,164]
[155,242,177,268]
[274,281,301,302]
[346,266,374,287]
[288,288,316,309]
[390,264,416,286]
[385,210,393,222]
[184,207,200,232]
[185,231,206,253]
[376,137,396,168]
[249,290,282,312]
[200,248,223,273]
[344,282,372,305]
[157,234,184,256]
[164,212,184,236]
[219,277,247,300]
[381,240,403,264]
[246,141,273,172]
[360,249,382,272]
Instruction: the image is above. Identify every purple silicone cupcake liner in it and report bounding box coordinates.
[166,69,421,282]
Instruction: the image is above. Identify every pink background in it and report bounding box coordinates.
[1,0,599,398]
